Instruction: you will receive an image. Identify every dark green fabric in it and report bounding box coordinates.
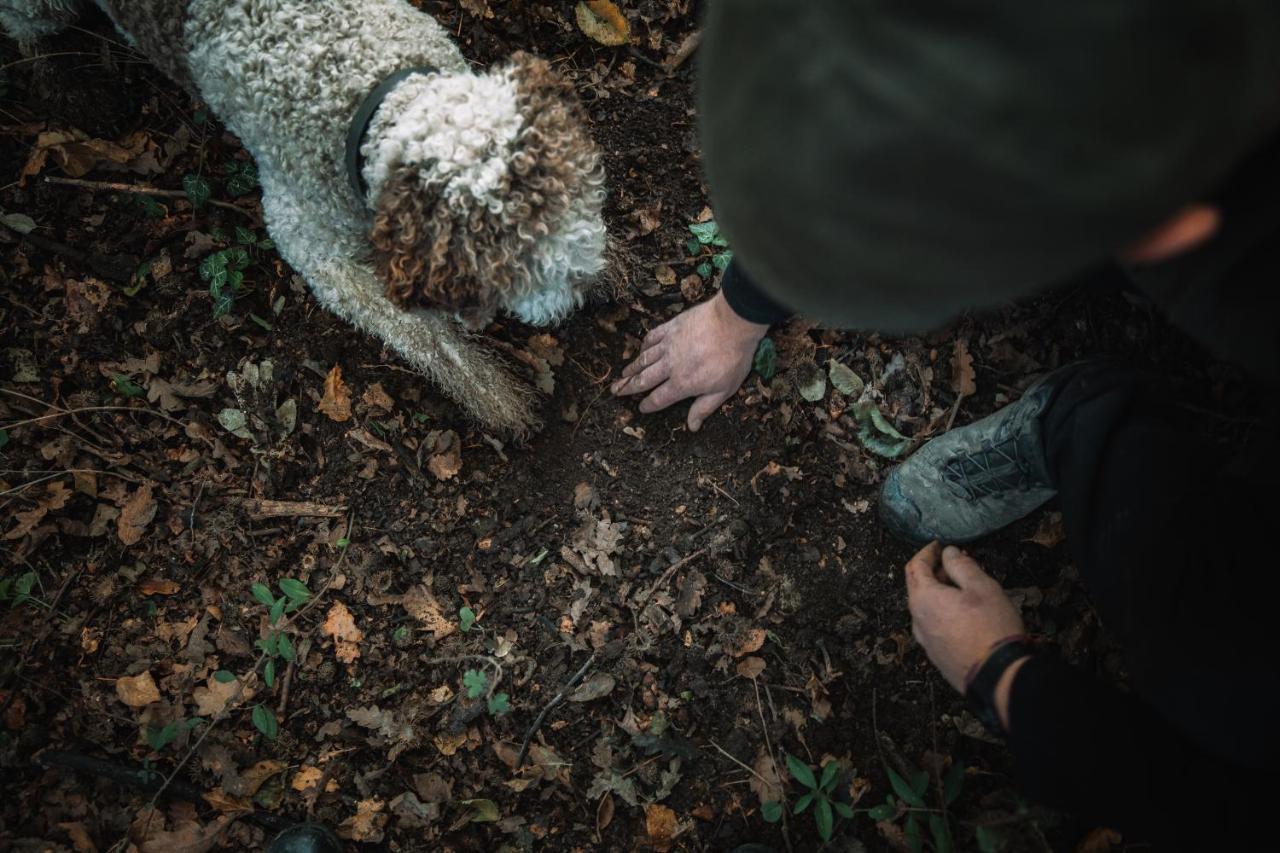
[700,1,1280,334]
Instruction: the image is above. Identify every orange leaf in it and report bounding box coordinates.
[576,1,630,46]
[139,578,180,596]
[318,365,352,423]
[645,803,678,852]
[117,482,157,546]
[952,338,976,398]
[730,627,766,657]
[116,671,161,708]
[323,601,363,663]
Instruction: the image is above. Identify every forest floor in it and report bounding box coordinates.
[0,2,1251,852]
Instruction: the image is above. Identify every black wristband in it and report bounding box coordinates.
[964,641,1034,737]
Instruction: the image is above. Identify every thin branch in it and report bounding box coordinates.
[516,651,597,769]
[43,176,259,219]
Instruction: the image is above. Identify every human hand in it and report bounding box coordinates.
[611,290,768,431]
[904,542,1027,698]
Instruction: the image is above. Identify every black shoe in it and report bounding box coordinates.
[265,824,343,853]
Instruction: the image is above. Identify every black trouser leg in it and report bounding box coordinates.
[1039,363,1277,767]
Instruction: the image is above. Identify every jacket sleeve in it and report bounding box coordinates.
[1006,655,1270,851]
[719,259,793,325]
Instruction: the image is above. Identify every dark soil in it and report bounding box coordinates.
[0,3,1247,852]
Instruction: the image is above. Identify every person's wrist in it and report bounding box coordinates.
[994,655,1030,731]
[712,289,769,340]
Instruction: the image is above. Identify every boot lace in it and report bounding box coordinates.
[942,438,1033,500]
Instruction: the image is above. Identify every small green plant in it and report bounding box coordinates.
[223,161,259,197]
[144,717,202,752]
[133,194,166,219]
[865,762,966,853]
[111,373,145,398]
[247,578,311,739]
[461,668,510,717]
[198,228,272,318]
[0,571,43,610]
[182,173,211,210]
[753,337,778,380]
[685,220,733,280]
[762,754,854,842]
[458,606,477,633]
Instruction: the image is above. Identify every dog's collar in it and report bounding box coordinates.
[345,65,438,207]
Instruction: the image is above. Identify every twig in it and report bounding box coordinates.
[243,498,347,520]
[0,401,192,434]
[754,678,794,853]
[664,29,701,71]
[276,660,297,716]
[0,468,143,497]
[636,547,707,610]
[43,175,259,218]
[705,739,769,782]
[516,651,597,769]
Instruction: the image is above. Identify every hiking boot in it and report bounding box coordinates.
[265,824,343,853]
[879,369,1069,544]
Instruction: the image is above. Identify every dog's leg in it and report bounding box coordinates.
[0,0,80,50]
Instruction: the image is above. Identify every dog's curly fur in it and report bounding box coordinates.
[3,0,608,434]
[370,52,601,323]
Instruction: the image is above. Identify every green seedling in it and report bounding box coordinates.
[462,668,509,717]
[111,373,145,398]
[753,337,778,381]
[198,227,274,318]
[866,762,966,853]
[0,571,47,611]
[685,220,733,280]
[223,161,259,197]
[145,717,202,752]
[459,606,477,633]
[762,754,854,842]
[245,578,311,738]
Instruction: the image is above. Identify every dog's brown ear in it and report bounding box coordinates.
[369,165,500,313]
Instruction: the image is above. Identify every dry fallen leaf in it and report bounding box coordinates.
[427,429,462,481]
[318,364,352,422]
[323,600,364,664]
[569,672,616,702]
[239,759,286,797]
[117,482,157,546]
[1076,827,1124,853]
[645,803,678,852]
[576,0,630,46]
[1025,510,1066,549]
[139,578,180,596]
[952,338,977,397]
[361,382,394,412]
[116,670,161,708]
[730,628,767,658]
[56,821,96,853]
[191,673,249,717]
[736,656,767,679]
[749,748,785,805]
[291,766,324,793]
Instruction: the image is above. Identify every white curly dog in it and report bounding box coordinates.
[2,0,608,433]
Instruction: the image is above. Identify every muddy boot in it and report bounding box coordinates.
[265,824,343,853]
[878,364,1095,544]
